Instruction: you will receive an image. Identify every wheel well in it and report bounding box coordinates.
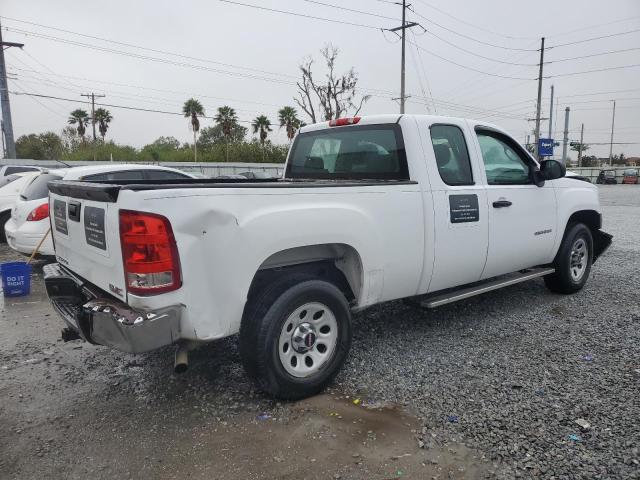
[246,244,363,308]
[567,210,601,233]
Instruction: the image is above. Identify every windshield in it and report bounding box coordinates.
[624,169,637,176]
[21,173,63,201]
[285,124,409,180]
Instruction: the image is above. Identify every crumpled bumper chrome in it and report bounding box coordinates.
[43,263,181,353]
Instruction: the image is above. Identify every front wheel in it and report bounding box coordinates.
[239,276,352,400]
[544,223,593,294]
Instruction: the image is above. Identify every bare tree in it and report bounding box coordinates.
[295,45,370,123]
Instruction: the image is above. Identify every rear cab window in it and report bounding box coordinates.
[285,124,409,180]
[21,173,63,200]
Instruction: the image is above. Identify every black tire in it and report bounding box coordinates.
[239,275,352,400]
[0,211,10,243]
[544,223,593,294]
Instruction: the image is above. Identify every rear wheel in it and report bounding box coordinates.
[240,275,352,400]
[544,223,593,294]
[0,211,11,243]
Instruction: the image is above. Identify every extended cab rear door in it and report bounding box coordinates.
[470,124,557,279]
[416,118,489,293]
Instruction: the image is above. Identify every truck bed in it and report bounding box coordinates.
[48,178,417,201]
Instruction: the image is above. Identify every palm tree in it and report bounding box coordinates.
[252,115,272,161]
[214,106,238,161]
[94,108,112,143]
[278,106,301,142]
[68,109,90,142]
[252,115,272,145]
[183,98,204,161]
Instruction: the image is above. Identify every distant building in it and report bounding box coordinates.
[626,157,639,166]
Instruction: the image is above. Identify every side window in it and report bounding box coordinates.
[145,170,190,180]
[430,125,473,185]
[476,131,532,185]
[5,166,38,175]
[83,170,145,181]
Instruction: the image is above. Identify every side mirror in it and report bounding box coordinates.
[540,159,566,181]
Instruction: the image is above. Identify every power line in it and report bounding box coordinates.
[216,0,384,30]
[9,90,280,125]
[5,27,297,86]
[408,7,538,51]
[413,0,538,41]
[548,28,640,49]
[547,64,640,79]
[1,15,299,80]
[407,38,536,80]
[5,28,406,100]
[546,15,640,39]
[547,47,640,64]
[10,80,66,118]
[416,24,539,66]
[298,0,396,20]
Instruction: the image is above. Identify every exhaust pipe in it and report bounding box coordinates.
[174,345,189,374]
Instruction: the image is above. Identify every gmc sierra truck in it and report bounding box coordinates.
[44,114,612,399]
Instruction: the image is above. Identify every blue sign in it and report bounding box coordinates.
[538,138,554,157]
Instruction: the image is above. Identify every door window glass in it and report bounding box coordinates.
[430,125,474,185]
[476,131,532,185]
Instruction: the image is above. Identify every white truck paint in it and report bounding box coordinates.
[44,114,611,399]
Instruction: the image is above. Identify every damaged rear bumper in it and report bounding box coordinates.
[43,263,181,353]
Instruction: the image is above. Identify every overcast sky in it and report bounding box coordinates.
[3,0,639,159]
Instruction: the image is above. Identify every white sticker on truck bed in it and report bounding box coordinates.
[84,206,107,250]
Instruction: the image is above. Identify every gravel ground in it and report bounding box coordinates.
[340,185,640,479]
[1,185,638,479]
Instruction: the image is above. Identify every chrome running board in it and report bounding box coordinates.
[417,267,555,309]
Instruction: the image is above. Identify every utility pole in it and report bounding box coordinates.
[561,107,569,164]
[0,19,24,159]
[578,123,584,167]
[389,1,418,114]
[1,121,5,158]
[534,37,545,160]
[548,84,554,139]
[81,92,105,141]
[608,100,616,166]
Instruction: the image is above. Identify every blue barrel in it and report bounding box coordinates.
[0,262,32,297]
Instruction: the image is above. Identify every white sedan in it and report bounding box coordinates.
[5,164,194,258]
[0,172,42,242]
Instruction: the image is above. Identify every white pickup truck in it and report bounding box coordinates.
[44,114,612,399]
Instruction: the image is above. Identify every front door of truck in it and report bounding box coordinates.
[472,127,557,280]
[419,120,489,293]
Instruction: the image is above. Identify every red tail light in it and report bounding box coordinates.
[27,203,49,221]
[329,117,361,127]
[119,210,181,296]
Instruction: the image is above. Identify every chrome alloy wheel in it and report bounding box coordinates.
[570,238,588,282]
[278,302,338,378]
